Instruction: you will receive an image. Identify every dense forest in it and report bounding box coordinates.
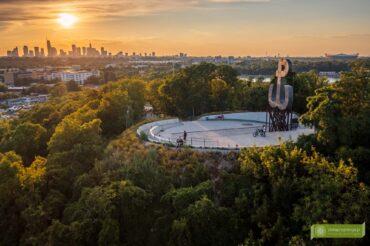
[147,63,328,117]
[0,61,369,245]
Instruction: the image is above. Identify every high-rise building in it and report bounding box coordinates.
[82,47,86,56]
[34,47,40,57]
[60,49,67,57]
[23,46,29,57]
[6,47,19,57]
[100,47,108,57]
[47,40,52,57]
[46,40,57,57]
[29,50,34,57]
[52,47,57,57]
[40,48,45,57]
[86,43,100,57]
[72,44,77,56]
[77,47,82,56]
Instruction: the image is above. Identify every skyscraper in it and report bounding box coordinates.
[40,48,45,57]
[61,49,68,56]
[101,47,107,56]
[46,40,57,57]
[72,44,77,56]
[47,40,52,57]
[23,46,29,57]
[51,47,57,57]
[34,47,40,57]
[6,47,19,57]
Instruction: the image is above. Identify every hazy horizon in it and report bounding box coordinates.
[1,0,369,56]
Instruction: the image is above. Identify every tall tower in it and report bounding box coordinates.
[34,47,40,57]
[72,44,77,56]
[23,46,29,57]
[47,40,52,57]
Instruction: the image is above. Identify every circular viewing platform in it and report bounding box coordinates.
[138,112,314,150]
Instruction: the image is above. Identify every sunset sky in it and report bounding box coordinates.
[1,0,369,56]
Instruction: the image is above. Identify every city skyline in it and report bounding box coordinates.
[6,40,160,58]
[0,0,369,56]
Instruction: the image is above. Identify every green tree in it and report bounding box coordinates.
[170,197,237,246]
[85,76,103,85]
[0,152,25,245]
[47,109,103,194]
[156,63,241,118]
[0,82,7,92]
[123,80,146,122]
[50,82,67,97]
[238,144,370,244]
[288,70,328,114]
[66,80,81,92]
[300,61,370,182]
[27,84,50,94]
[209,78,229,110]
[97,88,129,136]
[1,122,47,165]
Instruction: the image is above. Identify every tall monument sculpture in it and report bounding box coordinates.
[266,58,294,132]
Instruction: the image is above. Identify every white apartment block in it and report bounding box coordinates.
[60,70,99,85]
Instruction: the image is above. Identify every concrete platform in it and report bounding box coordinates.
[138,112,314,150]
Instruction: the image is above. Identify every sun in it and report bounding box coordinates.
[57,13,77,28]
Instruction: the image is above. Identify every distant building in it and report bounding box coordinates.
[0,70,4,83]
[319,71,340,77]
[32,70,49,80]
[7,47,19,57]
[23,46,29,57]
[71,65,81,70]
[101,47,108,57]
[0,95,48,108]
[60,49,67,57]
[4,71,32,86]
[86,43,100,57]
[47,40,52,57]
[325,53,359,60]
[77,47,82,56]
[60,70,99,85]
[47,40,57,57]
[34,47,40,57]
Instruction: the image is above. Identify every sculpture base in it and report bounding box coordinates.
[266,106,293,132]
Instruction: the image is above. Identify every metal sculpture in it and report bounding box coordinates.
[266,58,294,132]
[268,58,293,110]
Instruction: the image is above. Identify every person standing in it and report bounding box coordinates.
[183,130,187,141]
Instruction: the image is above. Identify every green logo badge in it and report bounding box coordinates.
[311,223,365,239]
